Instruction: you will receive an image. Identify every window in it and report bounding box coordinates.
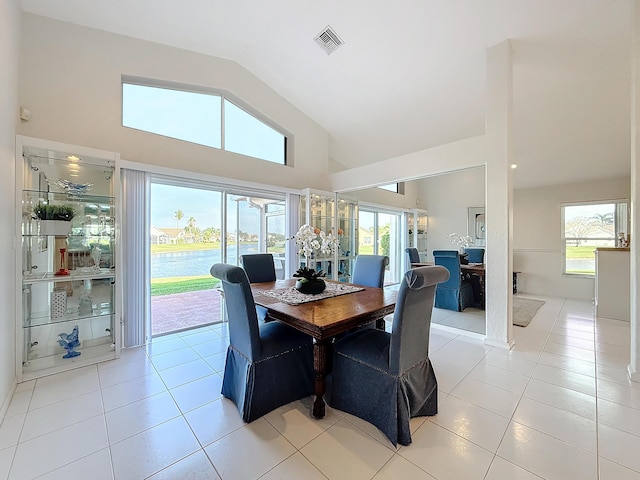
[122,83,222,148]
[122,81,288,165]
[377,183,398,193]
[224,100,286,164]
[561,201,629,276]
[376,182,405,194]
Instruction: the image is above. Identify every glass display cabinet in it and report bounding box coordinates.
[407,209,428,262]
[299,189,358,282]
[335,193,358,282]
[16,136,120,380]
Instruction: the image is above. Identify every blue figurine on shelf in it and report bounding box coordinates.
[58,326,81,359]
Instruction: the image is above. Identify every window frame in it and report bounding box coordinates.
[560,199,629,277]
[121,76,292,166]
[376,182,405,194]
[359,204,404,285]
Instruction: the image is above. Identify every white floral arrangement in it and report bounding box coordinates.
[291,224,340,279]
[448,233,474,249]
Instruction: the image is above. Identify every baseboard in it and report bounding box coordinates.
[0,379,18,423]
[432,323,485,340]
[628,364,640,383]
[483,337,515,350]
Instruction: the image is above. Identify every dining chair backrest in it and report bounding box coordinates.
[432,250,463,288]
[351,255,389,288]
[405,247,420,264]
[464,247,485,264]
[389,265,449,374]
[241,253,277,283]
[210,263,261,360]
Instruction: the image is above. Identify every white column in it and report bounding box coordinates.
[629,1,640,381]
[484,40,515,350]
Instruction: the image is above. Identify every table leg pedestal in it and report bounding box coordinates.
[312,339,330,418]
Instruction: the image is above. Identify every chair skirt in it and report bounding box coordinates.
[329,329,438,446]
[434,282,475,311]
[221,323,314,422]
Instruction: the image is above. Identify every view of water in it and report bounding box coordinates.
[151,244,259,278]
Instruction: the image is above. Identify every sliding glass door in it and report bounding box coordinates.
[150,183,223,336]
[359,208,402,285]
[150,180,285,336]
[225,195,286,278]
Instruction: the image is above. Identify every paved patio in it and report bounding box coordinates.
[151,289,224,336]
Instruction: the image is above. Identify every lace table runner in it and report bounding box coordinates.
[257,282,364,305]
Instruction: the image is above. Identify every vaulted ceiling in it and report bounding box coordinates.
[20,0,633,189]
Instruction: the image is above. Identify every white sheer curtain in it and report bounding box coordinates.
[286,193,300,278]
[121,168,150,347]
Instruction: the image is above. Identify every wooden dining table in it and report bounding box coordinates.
[461,262,485,278]
[251,279,398,419]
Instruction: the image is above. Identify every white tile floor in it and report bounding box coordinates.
[1,294,639,479]
[432,305,486,334]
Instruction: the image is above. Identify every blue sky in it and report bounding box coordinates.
[564,203,614,221]
[151,183,223,229]
[151,183,285,234]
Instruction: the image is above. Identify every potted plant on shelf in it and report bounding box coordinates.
[291,224,339,294]
[33,203,75,236]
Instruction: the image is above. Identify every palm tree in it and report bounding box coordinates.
[186,216,196,233]
[174,210,184,229]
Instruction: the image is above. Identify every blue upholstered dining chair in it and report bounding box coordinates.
[241,253,277,283]
[405,247,420,265]
[432,250,475,312]
[210,263,314,422]
[329,265,450,446]
[241,253,277,323]
[350,255,389,330]
[463,247,485,264]
[351,255,388,288]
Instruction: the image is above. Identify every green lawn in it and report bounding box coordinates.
[151,242,220,254]
[566,245,598,259]
[151,275,220,296]
[565,245,597,274]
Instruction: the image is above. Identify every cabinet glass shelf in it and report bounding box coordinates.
[23,276,114,326]
[23,269,115,284]
[22,189,114,204]
[23,304,114,328]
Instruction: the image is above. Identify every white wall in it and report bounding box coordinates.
[346,179,423,210]
[418,167,486,260]
[0,0,20,407]
[513,177,630,300]
[18,14,331,191]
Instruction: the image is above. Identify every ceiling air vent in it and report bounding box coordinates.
[314,25,344,55]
